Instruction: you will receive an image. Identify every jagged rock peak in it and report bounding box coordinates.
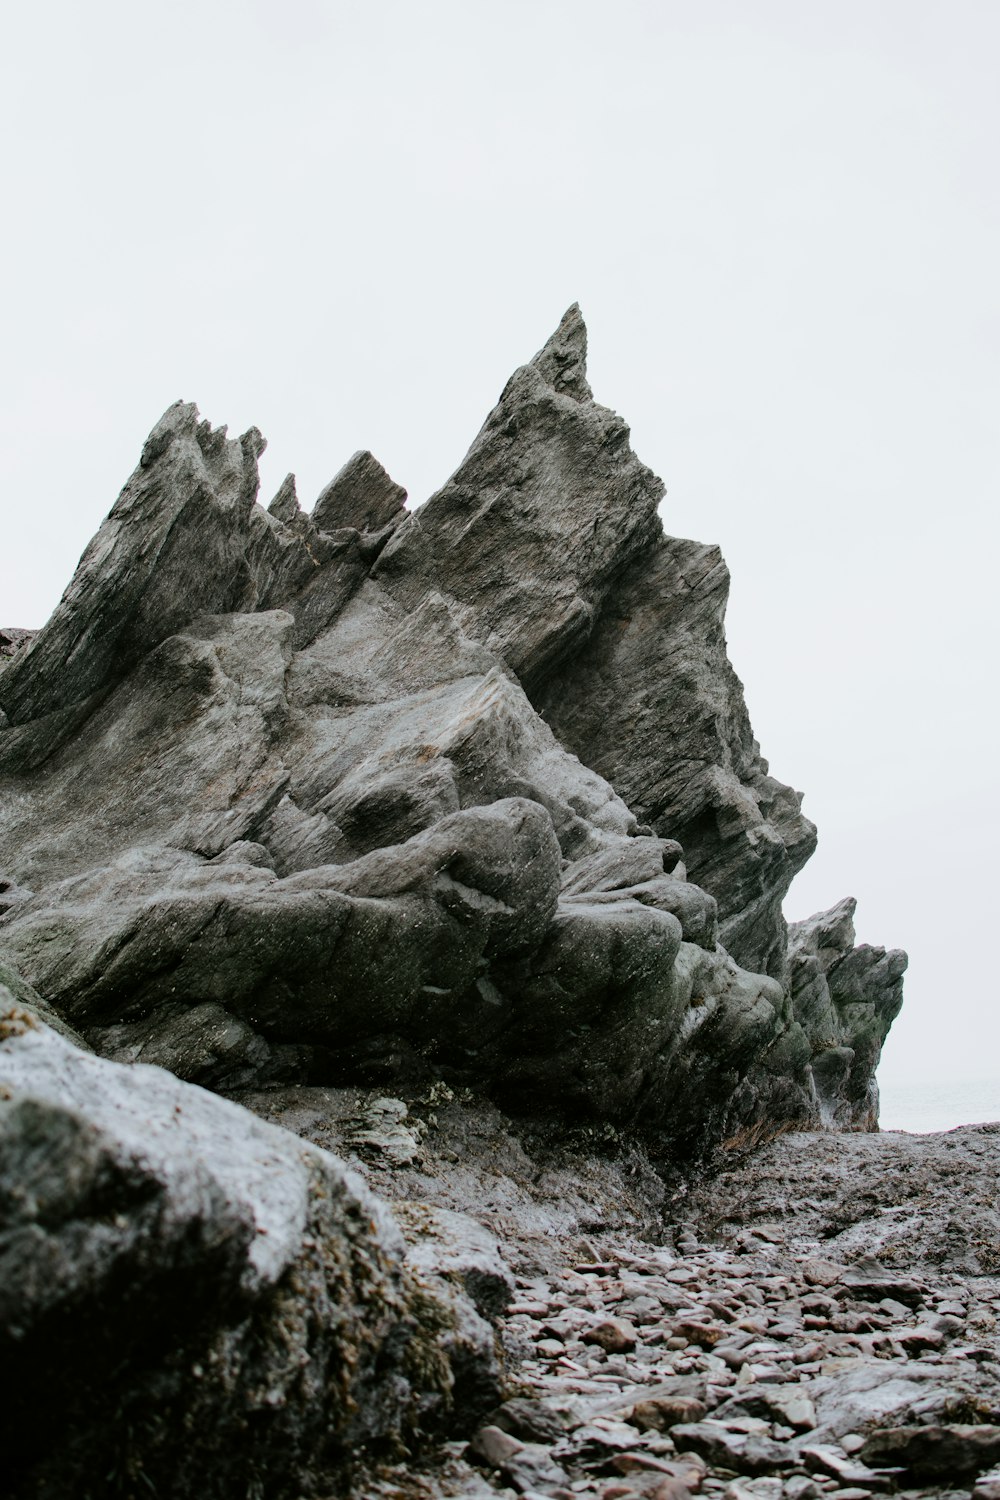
[268,471,299,522]
[529,301,593,402]
[312,449,407,535]
[372,304,664,689]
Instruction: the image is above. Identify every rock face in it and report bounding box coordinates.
[0,307,903,1151]
[0,626,35,663]
[0,991,500,1499]
[787,897,907,1129]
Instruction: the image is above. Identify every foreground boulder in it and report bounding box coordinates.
[0,991,500,1499]
[0,309,904,1151]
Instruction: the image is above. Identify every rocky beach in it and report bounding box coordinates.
[1,309,994,1499]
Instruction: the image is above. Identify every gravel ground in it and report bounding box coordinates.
[235,1088,1000,1500]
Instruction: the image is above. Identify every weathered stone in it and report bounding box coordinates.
[311,448,408,536]
[800,1443,894,1488]
[0,309,904,1161]
[0,1007,493,1498]
[860,1423,1000,1479]
[787,898,906,1129]
[671,1420,795,1474]
[583,1317,639,1353]
[469,1423,570,1491]
[630,1395,708,1430]
[396,1202,515,1322]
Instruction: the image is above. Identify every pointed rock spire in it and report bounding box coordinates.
[529,303,592,402]
[267,473,300,524]
[311,451,407,535]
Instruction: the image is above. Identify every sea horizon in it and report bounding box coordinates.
[878,1076,1000,1135]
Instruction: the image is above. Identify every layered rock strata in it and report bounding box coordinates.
[0,308,903,1150]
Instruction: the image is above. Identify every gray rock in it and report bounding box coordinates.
[396,1202,515,1322]
[788,898,906,1129]
[0,627,34,662]
[799,1442,894,1487]
[344,1095,426,1165]
[534,533,817,981]
[86,999,277,1088]
[311,447,408,535]
[687,1124,1000,1279]
[860,1423,1000,1479]
[0,958,88,1050]
[0,1004,495,1498]
[0,308,904,1150]
[373,304,665,690]
[469,1423,570,1492]
[670,1420,796,1474]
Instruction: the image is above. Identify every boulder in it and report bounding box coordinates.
[0,997,496,1498]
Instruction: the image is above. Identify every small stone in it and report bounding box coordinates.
[469,1424,524,1465]
[838,1263,926,1309]
[671,1422,795,1476]
[674,1320,727,1348]
[651,1482,696,1500]
[583,1319,639,1353]
[801,1442,894,1489]
[783,1479,821,1500]
[896,1324,944,1354]
[630,1396,708,1431]
[492,1396,575,1443]
[801,1259,845,1287]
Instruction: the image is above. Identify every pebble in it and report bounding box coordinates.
[436,1187,1000,1500]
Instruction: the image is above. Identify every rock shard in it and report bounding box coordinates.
[0,307,904,1151]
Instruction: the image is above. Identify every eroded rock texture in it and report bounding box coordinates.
[0,307,903,1150]
[0,993,501,1499]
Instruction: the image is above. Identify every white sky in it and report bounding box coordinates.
[2,1,997,1090]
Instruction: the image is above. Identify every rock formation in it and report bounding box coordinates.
[0,308,915,1497]
[0,306,904,1149]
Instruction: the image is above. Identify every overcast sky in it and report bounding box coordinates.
[2,1,997,1101]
